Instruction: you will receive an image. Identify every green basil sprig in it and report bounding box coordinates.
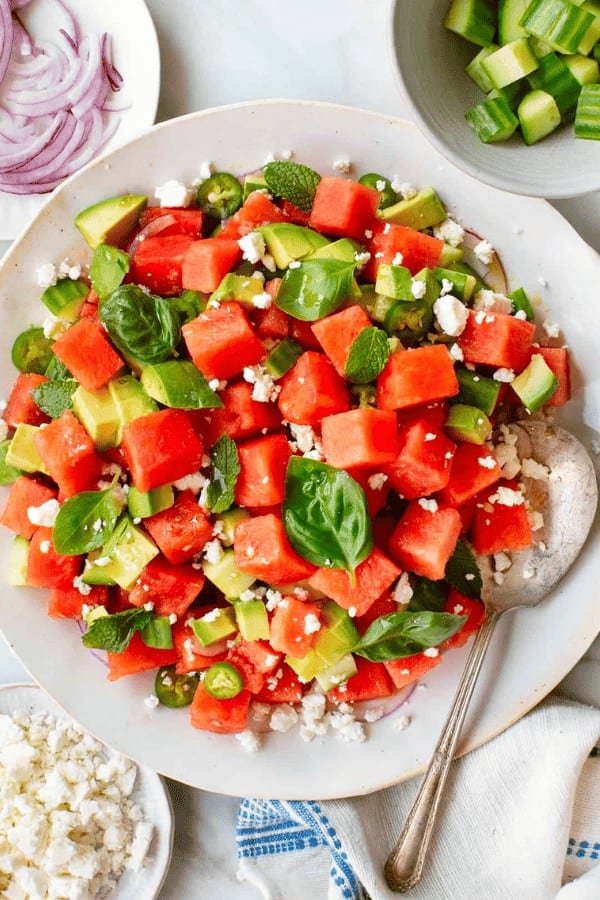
[30,379,78,418]
[407,576,447,613]
[206,434,240,514]
[283,456,373,581]
[99,284,181,364]
[344,326,390,384]
[90,243,130,300]
[262,160,321,212]
[53,485,119,556]
[82,608,153,653]
[445,539,482,599]
[354,611,466,662]
[275,259,357,321]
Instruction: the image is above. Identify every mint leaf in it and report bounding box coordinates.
[82,608,153,653]
[445,539,482,599]
[30,379,78,418]
[90,243,130,300]
[407,576,446,613]
[262,161,321,213]
[207,435,240,514]
[354,611,466,662]
[276,259,357,321]
[53,486,119,555]
[283,456,373,578]
[344,326,390,384]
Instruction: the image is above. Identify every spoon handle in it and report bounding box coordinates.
[384,608,502,893]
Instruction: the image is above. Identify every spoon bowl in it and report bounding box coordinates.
[385,420,598,892]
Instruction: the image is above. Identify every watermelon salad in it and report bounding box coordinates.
[0,160,567,748]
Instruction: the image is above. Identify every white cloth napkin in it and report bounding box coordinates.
[237,697,600,900]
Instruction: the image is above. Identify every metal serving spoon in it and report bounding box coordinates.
[385,419,599,893]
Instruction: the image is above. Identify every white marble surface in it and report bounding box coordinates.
[0,1,599,897]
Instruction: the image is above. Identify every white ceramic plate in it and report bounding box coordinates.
[0,100,599,800]
[0,682,174,898]
[0,0,160,240]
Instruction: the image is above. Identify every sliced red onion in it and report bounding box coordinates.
[350,683,416,722]
[127,215,178,256]
[0,0,126,195]
[462,229,508,295]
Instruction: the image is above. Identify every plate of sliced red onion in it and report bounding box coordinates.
[0,0,160,238]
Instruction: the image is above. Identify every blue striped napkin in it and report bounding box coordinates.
[236,697,600,900]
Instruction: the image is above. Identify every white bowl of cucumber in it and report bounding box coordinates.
[390,0,600,198]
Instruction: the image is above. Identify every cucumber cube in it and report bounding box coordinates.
[243,173,268,201]
[481,38,539,89]
[140,360,223,409]
[466,45,499,92]
[508,287,535,321]
[375,264,414,301]
[518,89,561,143]
[528,52,581,115]
[520,0,596,55]
[445,0,497,47]
[563,53,600,86]
[445,404,492,444]
[575,82,600,137]
[41,278,88,321]
[466,96,520,142]
[498,0,530,43]
[127,484,174,519]
[454,368,501,416]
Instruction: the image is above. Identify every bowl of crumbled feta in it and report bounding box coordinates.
[0,683,173,899]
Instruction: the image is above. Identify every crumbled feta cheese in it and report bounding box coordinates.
[243,363,279,403]
[424,432,437,443]
[418,498,438,513]
[333,157,351,174]
[43,313,69,340]
[493,367,515,383]
[143,694,159,709]
[392,714,411,732]
[367,472,388,492]
[433,218,465,247]
[238,231,266,264]
[252,291,272,309]
[472,290,513,315]
[0,709,153,896]
[441,278,454,296]
[449,342,464,362]
[473,239,494,265]
[528,510,545,531]
[203,540,224,565]
[478,455,496,469]
[142,601,154,612]
[493,552,512,573]
[303,613,321,636]
[392,178,417,200]
[36,262,58,289]
[288,260,301,269]
[154,179,193,207]
[364,707,385,723]
[265,589,284,611]
[27,498,60,528]
[201,608,221,624]
[39,539,51,554]
[235,730,262,753]
[348,606,357,618]
[168,613,178,625]
[270,705,299,733]
[493,572,505,586]
[521,458,550,480]
[198,160,214,181]
[391,251,404,266]
[58,259,82,281]
[542,320,560,339]
[364,228,373,239]
[488,486,525,506]
[171,472,208,494]
[538,276,548,288]
[423,647,439,658]
[393,572,413,607]
[354,251,371,266]
[411,279,427,299]
[208,378,227,391]
[433,294,469,337]
[514,309,528,320]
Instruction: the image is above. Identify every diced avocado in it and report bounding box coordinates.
[191,606,237,647]
[286,601,360,682]
[375,264,414,301]
[233,599,270,641]
[258,223,330,269]
[454,367,501,416]
[41,278,88,321]
[83,515,158,589]
[315,653,358,691]
[306,237,363,263]
[8,535,29,586]
[0,440,24,485]
[202,548,256,598]
[140,360,223,410]
[75,194,147,250]
[85,604,109,624]
[5,424,48,475]
[439,243,464,265]
[448,260,488,293]
[379,188,447,231]
[108,375,158,431]
[243,172,268,201]
[72,385,121,450]
[209,273,269,307]
[217,508,251,547]
[127,484,174,519]
[141,616,173,649]
[445,404,492,444]
[510,353,558,412]
[433,267,476,302]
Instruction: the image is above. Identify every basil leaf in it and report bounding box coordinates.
[53,487,119,556]
[283,456,373,578]
[445,539,482,599]
[30,379,78,418]
[90,243,130,300]
[275,259,357,321]
[354,611,466,662]
[207,434,240,514]
[262,160,321,213]
[0,440,23,486]
[45,355,71,381]
[170,289,205,325]
[82,608,153,653]
[407,576,446,613]
[100,285,181,364]
[344,326,390,384]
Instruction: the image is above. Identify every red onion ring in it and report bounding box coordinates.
[0,0,126,195]
[127,215,179,256]
[462,228,509,294]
